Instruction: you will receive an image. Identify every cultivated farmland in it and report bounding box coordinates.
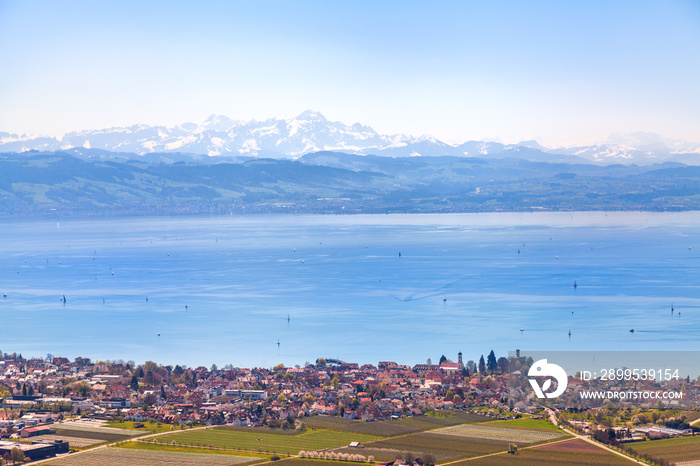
[366,432,511,461]
[45,447,256,465]
[53,427,137,443]
[386,411,490,430]
[302,416,417,437]
[484,418,563,432]
[625,435,700,463]
[432,423,566,443]
[31,434,104,449]
[303,412,490,437]
[153,427,379,455]
[51,422,141,436]
[273,459,369,466]
[450,447,632,465]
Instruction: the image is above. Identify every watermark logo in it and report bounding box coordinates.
[528,359,568,398]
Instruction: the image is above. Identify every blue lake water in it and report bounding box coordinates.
[0,212,698,369]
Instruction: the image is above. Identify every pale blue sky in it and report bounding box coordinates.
[1,0,698,146]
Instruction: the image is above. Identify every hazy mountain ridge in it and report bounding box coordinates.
[2,112,698,165]
[1,150,698,217]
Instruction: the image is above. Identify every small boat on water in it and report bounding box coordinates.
[520,326,524,332]
[568,330,571,337]
[61,295,66,304]
[573,281,577,289]
[629,329,635,333]
[3,291,6,298]
[443,295,447,302]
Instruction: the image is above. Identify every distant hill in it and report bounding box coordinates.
[1,150,698,217]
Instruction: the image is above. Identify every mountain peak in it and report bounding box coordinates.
[202,114,238,132]
[517,140,547,150]
[293,110,327,121]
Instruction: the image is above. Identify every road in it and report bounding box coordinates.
[543,407,645,464]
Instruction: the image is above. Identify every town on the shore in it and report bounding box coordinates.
[1,349,699,461]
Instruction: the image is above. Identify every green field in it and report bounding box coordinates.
[154,427,380,455]
[45,447,258,465]
[217,425,306,436]
[626,435,700,463]
[302,412,490,437]
[366,432,511,461]
[302,416,417,437]
[386,411,490,430]
[118,441,268,458]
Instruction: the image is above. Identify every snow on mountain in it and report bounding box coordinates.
[1,113,698,165]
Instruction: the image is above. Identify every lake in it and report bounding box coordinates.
[0,212,698,369]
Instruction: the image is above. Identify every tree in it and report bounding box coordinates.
[439,355,447,364]
[143,361,160,374]
[466,360,477,374]
[21,384,27,396]
[210,363,218,372]
[11,447,25,464]
[478,355,486,374]
[161,384,167,400]
[37,380,48,394]
[143,393,157,407]
[316,358,327,368]
[497,357,509,374]
[426,358,432,365]
[487,350,497,373]
[130,375,139,391]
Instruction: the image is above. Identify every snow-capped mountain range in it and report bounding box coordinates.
[1,111,698,165]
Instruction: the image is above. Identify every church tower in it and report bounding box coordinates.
[457,351,464,370]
